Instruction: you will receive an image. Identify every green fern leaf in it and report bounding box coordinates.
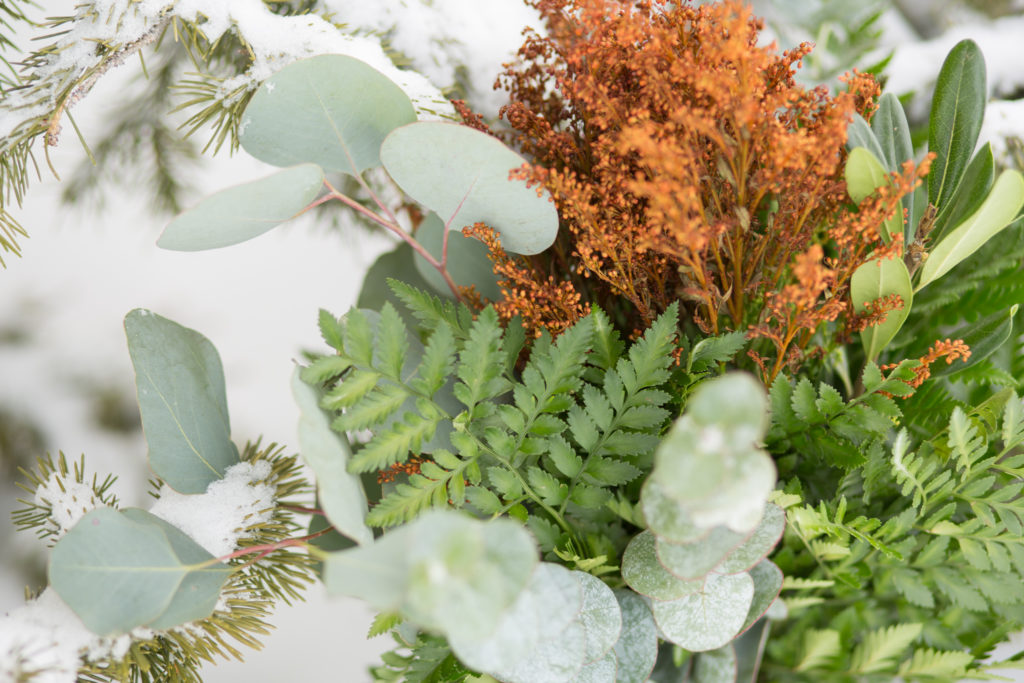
[849,623,922,674]
[547,435,583,478]
[453,307,508,414]
[897,648,973,679]
[795,629,841,671]
[466,486,502,515]
[891,567,935,608]
[570,482,612,509]
[374,303,409,380]
[322,369,383,410]
[582,457,641,486]
[591,307,625,371]
[343,308,375,367]
[388,279,462,335]
[792,378,824,423]
[408,324,456,397]
[349,415,438,473]
[527,466,568,505]
[318,308,346,350]
[623,301,678,391]
[336,384,408,432]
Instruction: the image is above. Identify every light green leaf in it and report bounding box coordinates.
[693,644,737,683]
[291,369,372,545]
[240,54,416,175]
[157,164,324,251]
[622,531,703,601]
[918,170,1024,289]
[851,256,913,361]
[412,212,501,300]
[322,525,410,609]
[930,143,995,246]
[933,305,1017,379]
[576,653,617,683]
[715,504,786,574]
[574,571,622,664]
[897,648,973,678]
[611,590,658,683]
[795,629,841,671]
[49,507,230,635]
[652,572,755,652]
[738,560,784,634]
[448,562,583,680]
[850,623,923,674]
[845,147,900,243]
[640,480,708,544]
[125,309,238,494]
[872,93,917,244]
[657,528,746,580]
[928,39,986,210]
[381,121,559,255]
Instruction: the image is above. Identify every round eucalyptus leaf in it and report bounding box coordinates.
[575,652,618,683]
[118,509,233,631]
[693,644,738,683]
[292,369,373,545]
[657,527,747,581]
[448,562,583,677]
[49,508,229,635]
[574,571,622,664]
[652,572,755,652]
[714,503,785,574]
[322,525,411,610]
[404,512,537,639]
[381,121,559,255]
[612,590,659,683]
[240,54,416,175]
[125,309,239,494]
[622,531,703,601]
[640,480,709,544]
[412,212,502,300]
[157,164,324,251]
[738,560,784,635]
[498,620,587,683]
[685,372,769,433]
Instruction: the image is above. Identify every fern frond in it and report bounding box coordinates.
[849,623,922,674]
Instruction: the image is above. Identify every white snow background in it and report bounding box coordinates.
[1,1,1024,681]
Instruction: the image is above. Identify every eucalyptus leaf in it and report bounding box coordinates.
[612,590,659,683]
[714,504,786,574]
[930,143,994,247]
[851,256,913,361]
[738,560,784,634]
[118,509,233,630]
[575,571,622,664]
[448,562,583,679]
[125,309,239,494]
[640,480,709,544]
[500,620,587,683]
[412,212,502,300]
[845,147,900,243]
[928,39,986,210]
[291,368,372,545]
[49,507,229,635]
[652,572,755,652]
[240,54,416,175]
[322,525,411,609]
[932,305,1018,379]
[656,527,747,580]
[622,531,704,600]
[575,652,618,683]
[381,121,559,255]
[918,170,1024,289]
[693,644,737,683]
[157,164,324,251]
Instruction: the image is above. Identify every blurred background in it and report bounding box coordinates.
[1,1,1024,680]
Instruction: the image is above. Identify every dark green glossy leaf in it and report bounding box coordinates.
[928,39,986,210]
[871,93,918,244]
[125,309,238,494]
[929,143,995,247]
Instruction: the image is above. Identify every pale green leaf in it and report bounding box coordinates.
[657,527,746,580]
[795,629,841,671]
[845,147,900,243]
[412,212,501,300]
[715,504,785,574]
[622,531,703,601]
[851,255,913,361]
[693,644,737,683]
[574,571,622,664]
[652,572,755,652]
[850,623,922,674]
[611,589,658,683]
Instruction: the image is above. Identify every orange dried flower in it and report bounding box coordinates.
[883,339,972,392]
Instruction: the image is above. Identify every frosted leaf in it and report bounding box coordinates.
[656,527,747,580]
[714,503,786,574]
[498,620,587,683]
[448,562,582,675]
[611,590,658,683]
[652,572,755,652]
[640,480,709,544]
[693,644,738,683]
[574,571,622,664]
[575,651,618,683]
[738,560,784,635]
[622,531,703,601]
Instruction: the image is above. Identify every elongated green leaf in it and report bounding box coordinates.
[919,170,1024,289]
[125,309,238,494]
[118,509,232,630]
[851,256,913,361]
[381,121,559,255]
[872,93,918,244]
[240,55,416,175]
[49,507,229,635]
[157,164,324,251]
[933,305,1018,379]
[652,572,755,652]
[930,143,994,247]
[612,590,658,683]
[292,369,372,545]
[928,39,986,209]
[412,212,501,300]
[846,147,900,243]
[846,114,887,165]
